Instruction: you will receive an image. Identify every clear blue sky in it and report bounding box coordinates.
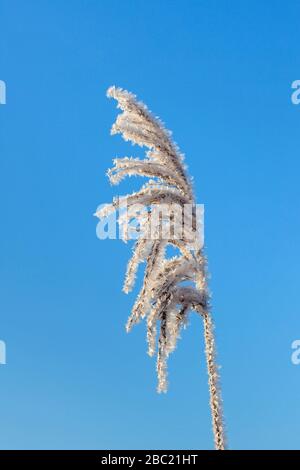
[0,0,300,450]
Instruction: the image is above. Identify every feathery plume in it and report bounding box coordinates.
[96,86,226,450]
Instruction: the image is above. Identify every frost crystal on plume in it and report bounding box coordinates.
[95,86,226,450]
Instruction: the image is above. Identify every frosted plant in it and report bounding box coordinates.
[95,87,226,450]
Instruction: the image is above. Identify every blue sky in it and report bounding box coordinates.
[0,0,300,450]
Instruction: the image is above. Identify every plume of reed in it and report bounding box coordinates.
[95,86,226,450]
